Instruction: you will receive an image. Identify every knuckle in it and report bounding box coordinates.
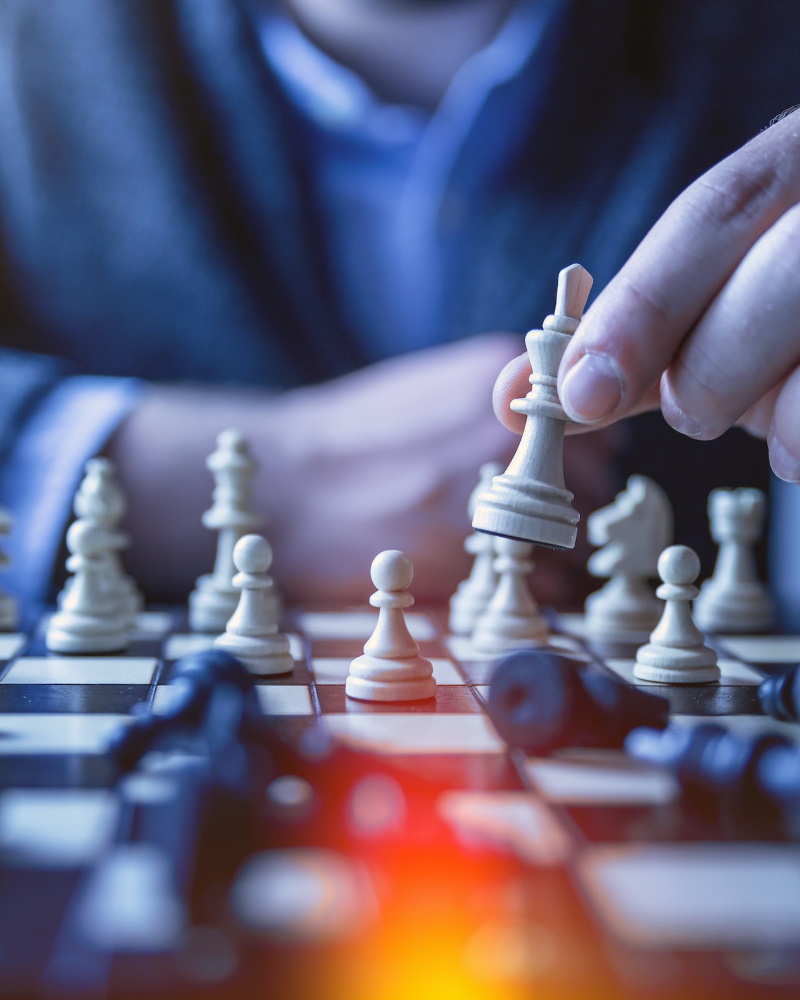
[689,163,780,229]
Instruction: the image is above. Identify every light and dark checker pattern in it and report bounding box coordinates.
[0,607,799,998]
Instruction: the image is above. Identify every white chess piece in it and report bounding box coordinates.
[0,507,18,631]
[584,476,672,641]
[213,534,292,675]
[190,430,265,633]
[472,264,593,550]
[634,545,719,684]
[471,538,549,652]
[46,519,129,654]
[70,457,142,627]
[346,550,435,702]
[694,488,774,633]
[448,462,503,634]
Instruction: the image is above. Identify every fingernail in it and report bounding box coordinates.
[661,382,704,439]
[769,434,800,483]
[560,353,623,423]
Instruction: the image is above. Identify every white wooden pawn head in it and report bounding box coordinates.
[587,475,672,578]
[233,534,273,577]
[371,550,413,594]
[658,545,700,587]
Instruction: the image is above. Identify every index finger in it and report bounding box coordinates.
[557,111,800,427]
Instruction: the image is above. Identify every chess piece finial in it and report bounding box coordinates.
[46,518,129,653]
[471,264,592,549]
[584,476,672,641]
[694,488,774,633]
[634,545,720,684]
[471,537,549,652]
[213,534,293,675]
[190,429,266,633]
[346,550,435,702]
[448,462,503,634]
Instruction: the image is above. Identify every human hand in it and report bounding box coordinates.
[108,334,522,605]
[495,110,800,481]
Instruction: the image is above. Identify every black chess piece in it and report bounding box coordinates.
[487,648,670,755]
[626,722,800,832]
[759,664,800,721]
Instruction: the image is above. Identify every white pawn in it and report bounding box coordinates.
[70,458,142,626]
[190,430,265,633]
[346,551,435,702]
[449,462,503,634]
[634,545,719,684]
[47,519,129,654]
[213,534,292,675]
[471,538,549,653]
[0,508,18,631]
[694,488,774,633]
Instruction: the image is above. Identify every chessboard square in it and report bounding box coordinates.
[438,790,570,866]
[2,657,158,685]
[0,714,130,754]
[164,632,303,662]
[719,635,800,664]
[323,713,503,754]
[255,685,313,716]
[311,657,462,685]
[521,749,679,805]
[0,634,26,661]
[298,611,436,641]
[580,844,800,948]
[605,657,762,687]
[0,789,118,866]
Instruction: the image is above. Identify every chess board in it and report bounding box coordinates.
[1,606,800,999]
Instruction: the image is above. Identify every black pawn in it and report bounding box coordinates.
[759,664,800,721]
[487,649,670,755]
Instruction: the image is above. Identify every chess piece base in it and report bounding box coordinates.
[189,576,239,633]
[694,583,774,634]
[471,613,549,654]
[346,652,435,702]
[214,632,293,675]
[584,586,662,642]
[633,643,720,684]
[46,612,128,654]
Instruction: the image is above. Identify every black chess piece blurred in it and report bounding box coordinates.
[487,648,670,755]
[759,664,800,722]
[626,722,800,836]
